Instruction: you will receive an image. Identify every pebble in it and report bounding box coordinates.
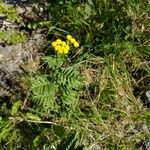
[145,90,150,103]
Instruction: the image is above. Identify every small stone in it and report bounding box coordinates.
[143,140,150,150]
[142,90,150,107]
[146,90,150,103]
[0,54,3,60]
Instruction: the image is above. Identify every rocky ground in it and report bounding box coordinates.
[0,0,47,97]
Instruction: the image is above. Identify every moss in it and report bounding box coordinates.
[0,31,26,44]
[0,2,22,23]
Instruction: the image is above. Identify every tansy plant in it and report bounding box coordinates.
[51,35,79,54]
[31,34,84,116]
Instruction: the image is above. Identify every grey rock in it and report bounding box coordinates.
[142,140,150,150]
[145,90,150,103]
[142,90,150,107]
[0,1,47,97]
[0,30,46,97]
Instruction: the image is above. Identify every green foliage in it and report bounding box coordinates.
[52,125,66,138]
[31,75,59,112]
[0,0,150,149]
[11,101,21,116]
[0,31,26,44]
[0,120,13,140]
[27,21,52,30]
[0,2,26,45]
[31,55,84,115]
[0,118,20,149]
[0,2,21,23]
[57,132,83,150]
[26,112,41,121]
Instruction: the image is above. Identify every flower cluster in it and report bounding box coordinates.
[51,39,70,54]
[51,35,79,54]
[66,35,79,48]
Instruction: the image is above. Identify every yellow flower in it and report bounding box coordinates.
[64,48,69,54]
[66,35,72,40]
[66,45,70,51]
[74,42,79,48]
[60,46,65,52]
[58,48,63,54]
[56,39,62,44]
[51,37,72,54]
[55,45,61,51]
[70,38,76,44]
[61,41,66,46]
[51,41,57,47]
[63,45,70,54]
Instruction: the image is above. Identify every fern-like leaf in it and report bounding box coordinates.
[42,56,64,69]
[56,132,84,150]
[56,66,84,105]
[56,132,77,150]
[31,76,58,111]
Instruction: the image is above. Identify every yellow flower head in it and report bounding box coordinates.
[66,35,72,40]
[55,45,61,51]
[52,37,72,54]
[57,48,63,54]
[63,45,70,54]
[63,49,69,54]
[56,39,62,44]
[65,45,70,51]
[66,34,80,48]
[74,42,79,48]
[51,41,57,47]
[61,41,66,46]
[70,38,76,44]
